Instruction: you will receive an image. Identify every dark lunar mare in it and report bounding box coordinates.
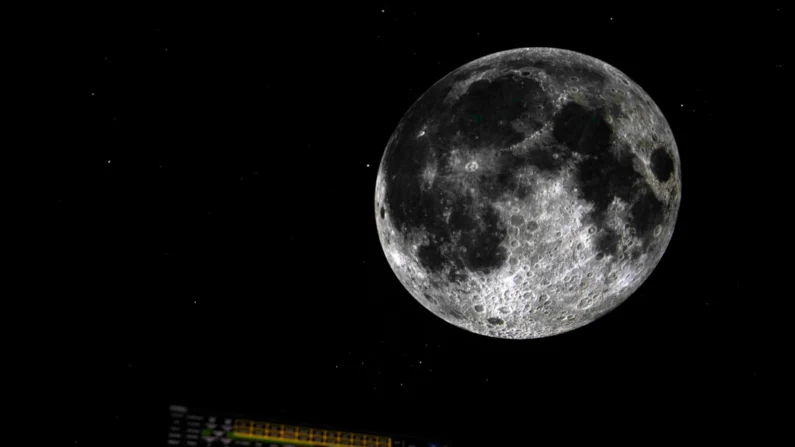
[382,70,557,284]
[550,101,669,256]
[381,61,673,287]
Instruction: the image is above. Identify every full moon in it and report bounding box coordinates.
[375,48,680,339]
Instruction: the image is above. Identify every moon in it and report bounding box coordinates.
[375,48,680,339]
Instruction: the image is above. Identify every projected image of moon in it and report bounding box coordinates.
[375,47,681,339]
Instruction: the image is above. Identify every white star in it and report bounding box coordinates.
[366,164,370,167]
[107,160,111,164]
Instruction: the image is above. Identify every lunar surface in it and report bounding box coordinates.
[375,48,680,339]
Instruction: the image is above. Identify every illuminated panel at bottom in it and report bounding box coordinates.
[168,404,449,447]
[232,419,391,447]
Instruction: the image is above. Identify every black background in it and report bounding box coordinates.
[42,3,786,445]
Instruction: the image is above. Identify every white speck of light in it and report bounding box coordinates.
[193,301,197,304]
[610,17,614,20]
[91,92,95,96]
[418,130,425,137]
[107,160,111,164]
[366,164,370,167]
[681,104,684,107]
[381,9,384,13]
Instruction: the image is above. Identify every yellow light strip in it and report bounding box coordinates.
[233,419,391,447]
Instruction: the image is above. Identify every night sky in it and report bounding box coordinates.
[44,4,786,445]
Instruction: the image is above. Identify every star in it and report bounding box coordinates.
[107,160,111,164]
[366,164,370,167]
[91,92,95,96]
[381,9,385,13]
[610,17,614,21]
